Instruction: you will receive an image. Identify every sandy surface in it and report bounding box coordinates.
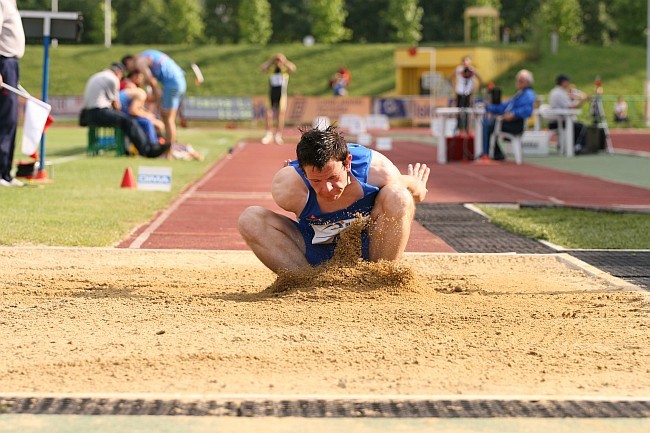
[1,247,648,398]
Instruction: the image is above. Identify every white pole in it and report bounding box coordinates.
[51,0,58,47]
[105,0,112,48]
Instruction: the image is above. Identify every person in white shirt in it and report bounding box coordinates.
[614,96,629,127]
[79,63,169,158]
[548,74,588,153]
[448,56,483,132]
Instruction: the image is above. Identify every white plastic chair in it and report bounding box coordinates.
[365,114,390,131]
[538,103,565,155]
[489,116,524,164]
[338,114,366,134]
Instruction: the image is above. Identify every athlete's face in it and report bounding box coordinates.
[304,157,351,201]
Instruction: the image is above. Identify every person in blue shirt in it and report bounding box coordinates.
[238,125,430,273]
[481,69,536,160]
[122,50,186,151]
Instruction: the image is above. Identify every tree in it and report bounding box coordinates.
[117,0,167,44]
[579,0,616,46]
[203,0,239,43]
[345,0,391,43]
[535,0,584,45]
[238,0,273,44]
[610,0,647,46]
[420,0,465,43]
[387,0,423,44]
[267,0,309,43]
[111,0,203,44]
[500,0,542,43]
[309,0,351,43]
[166,0,204,44]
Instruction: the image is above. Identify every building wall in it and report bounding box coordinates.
[394,47,533,95]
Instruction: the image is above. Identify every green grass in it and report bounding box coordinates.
[0,127,253,246]
[22,43,401,98]
[527,153,650,189]
[477,206,650,249]
[22,42,649,104]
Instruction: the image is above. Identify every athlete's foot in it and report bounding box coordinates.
[261,131,273,145]
[274,132,283,145]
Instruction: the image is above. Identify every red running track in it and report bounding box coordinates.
[119,132,650,252]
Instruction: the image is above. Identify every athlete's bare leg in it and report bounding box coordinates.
[238,206,309,272]
[368,184,416,261]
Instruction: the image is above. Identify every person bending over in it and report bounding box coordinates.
[121,50,186,150]
[238,125,430,273]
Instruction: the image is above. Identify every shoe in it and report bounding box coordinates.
[1,178,24,187]
[274,133,283,145]
[261,131,273,145]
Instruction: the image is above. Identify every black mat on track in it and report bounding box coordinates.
[415,203,554,254]
[568,251,650,290]
[1,396,649,418]
[414,204,649,289]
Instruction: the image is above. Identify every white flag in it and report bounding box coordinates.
[21,98,52,156]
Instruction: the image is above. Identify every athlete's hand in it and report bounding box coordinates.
[407,163,430,202]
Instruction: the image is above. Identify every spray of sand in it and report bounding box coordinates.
[264,216,417,295]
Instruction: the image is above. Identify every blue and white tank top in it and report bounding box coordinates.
[289,144,380,245]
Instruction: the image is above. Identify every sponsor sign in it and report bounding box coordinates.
[181,97,254,120]
[253,96,371,125]
[137,166,172,192]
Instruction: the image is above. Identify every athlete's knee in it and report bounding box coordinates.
[375,185,415,218]
[238,206,268,240]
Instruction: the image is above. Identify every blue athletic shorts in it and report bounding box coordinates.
[161,75,187,110]
[292,220,370,266]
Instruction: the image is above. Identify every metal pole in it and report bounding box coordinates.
[39,19,52,179]
[105,0,112,48]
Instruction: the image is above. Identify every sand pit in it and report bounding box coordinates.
[0,246,648,398]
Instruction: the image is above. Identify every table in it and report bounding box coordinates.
[433,107,485,164]
[537,108,581,157]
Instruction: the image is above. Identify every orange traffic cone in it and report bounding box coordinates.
[121,167,136,189]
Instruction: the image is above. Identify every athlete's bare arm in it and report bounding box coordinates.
[367,151,430,202]
[271,166,308,215]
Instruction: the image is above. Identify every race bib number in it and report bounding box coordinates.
[310,216,367,245]
[269,73,284,87]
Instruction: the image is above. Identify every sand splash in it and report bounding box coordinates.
[265,217,417,294]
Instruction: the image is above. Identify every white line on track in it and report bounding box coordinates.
[126,147,245,249]
[446,164,565,204]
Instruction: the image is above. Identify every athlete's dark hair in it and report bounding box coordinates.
[296,125,349,171]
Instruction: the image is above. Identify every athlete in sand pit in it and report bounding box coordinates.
[238,125,430,273]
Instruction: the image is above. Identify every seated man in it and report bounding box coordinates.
[481,69,536,160]
[549,74,588,153]
[614,96,629,127]
[79,62,169,158]
[238,125,430,273]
